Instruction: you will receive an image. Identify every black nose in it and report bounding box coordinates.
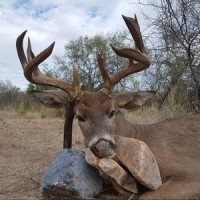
[90,138,116,158]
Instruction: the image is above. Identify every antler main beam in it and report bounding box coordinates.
[98,15,150,92]
[16,31,82,99]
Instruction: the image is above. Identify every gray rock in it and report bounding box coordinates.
[41,149,103,199]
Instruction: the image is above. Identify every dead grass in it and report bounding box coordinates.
[125,102,191,125]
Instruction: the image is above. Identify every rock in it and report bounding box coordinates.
[85,148,138,196]
[115,135,162,190]
[41,149,103,199]
[85,135,162,196]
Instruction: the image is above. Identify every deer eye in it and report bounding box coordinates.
[77,115,86,122]
[109,110,115,118]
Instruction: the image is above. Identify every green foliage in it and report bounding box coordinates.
[26,83,36,93]
[26,83,51,93]
[43,64,61,79]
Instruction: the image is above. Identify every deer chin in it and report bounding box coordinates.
[88,135,116,158]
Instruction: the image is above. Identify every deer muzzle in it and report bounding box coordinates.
[90,138,116,158]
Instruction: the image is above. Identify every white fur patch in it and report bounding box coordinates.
[88,134,115,148]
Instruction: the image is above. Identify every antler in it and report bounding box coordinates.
[97,15,150,93]
[16,31,83,100]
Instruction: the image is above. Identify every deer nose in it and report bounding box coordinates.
[90,138,116,158]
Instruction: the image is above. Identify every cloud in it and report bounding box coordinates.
[0,0,150,90]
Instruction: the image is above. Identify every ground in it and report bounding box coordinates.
[0,110,84,200]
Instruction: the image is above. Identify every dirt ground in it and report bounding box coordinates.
[0,110,84,200]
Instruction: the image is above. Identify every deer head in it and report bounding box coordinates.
[16,15,154,158]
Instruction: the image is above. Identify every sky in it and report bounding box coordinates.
[0,0,153,90]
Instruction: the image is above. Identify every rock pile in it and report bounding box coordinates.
[85,135,162,197]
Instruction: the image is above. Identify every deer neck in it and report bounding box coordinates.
[115,111,146,139]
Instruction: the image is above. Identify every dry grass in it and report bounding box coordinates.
[125,102,191,125]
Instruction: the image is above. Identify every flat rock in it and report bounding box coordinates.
[41,149,103,199]
[115,135,162,190]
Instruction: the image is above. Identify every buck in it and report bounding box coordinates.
[16,15,200,199]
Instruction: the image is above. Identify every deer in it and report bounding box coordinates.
[16,14,200,199]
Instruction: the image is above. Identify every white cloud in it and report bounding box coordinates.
[0,0,152,90]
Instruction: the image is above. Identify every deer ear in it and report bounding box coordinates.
[112,91,156,110]
[31,90,69,108]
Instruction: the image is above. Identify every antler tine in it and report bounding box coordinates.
[27,37,43,83]
[100,15,150,93]
[16,30,28,70]
[16,31,82,99]
[122,15,146,54]
[110,15,149,64]
[72,65,80,87]
[27,37,53,84]
[27,37,34,62]
[97,50,111,87]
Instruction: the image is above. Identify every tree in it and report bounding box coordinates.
[54,30,138,91]
[0,80,21,107]
[139,0,200,113]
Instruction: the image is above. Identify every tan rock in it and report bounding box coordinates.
[114,135,162,190]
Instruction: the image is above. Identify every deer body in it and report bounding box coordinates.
[33,90,200,199]
[116,113,200,199]
[16,14,200,199]
[75,92,200,199]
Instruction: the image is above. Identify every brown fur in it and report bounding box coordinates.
[115,113,200,199]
